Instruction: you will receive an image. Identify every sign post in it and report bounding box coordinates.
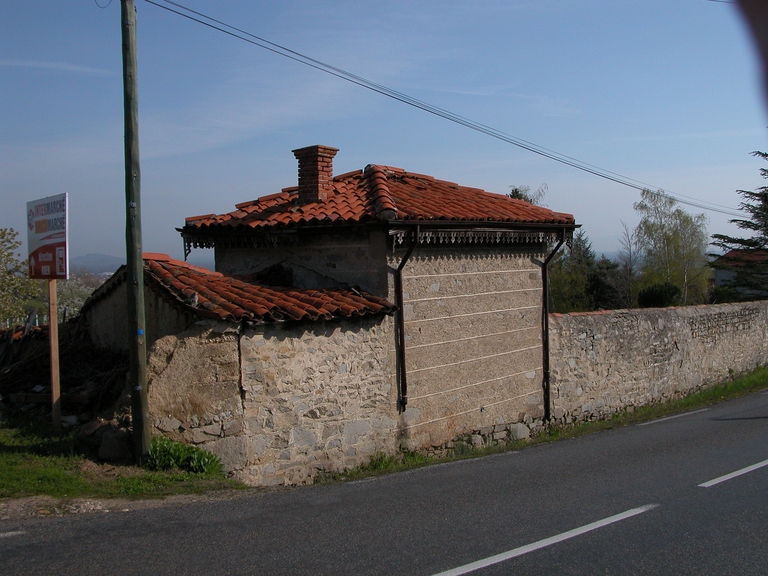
[27,193,69,428]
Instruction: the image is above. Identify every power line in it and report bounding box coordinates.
[145,0,745,218]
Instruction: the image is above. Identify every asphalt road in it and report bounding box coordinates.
[2,390,767,575]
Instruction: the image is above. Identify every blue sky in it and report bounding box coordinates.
[1,0,766,266]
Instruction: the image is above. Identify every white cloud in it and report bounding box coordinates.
[0,59,115,76]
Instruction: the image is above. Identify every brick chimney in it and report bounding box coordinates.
[292,145,339,204]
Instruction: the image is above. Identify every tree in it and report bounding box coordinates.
[549,230,596,313]
[0,228,40,327]
[508,183,547,205]
[637,282,680,308]
[711,151,768,300]
[590,255,621,310]
[610,221,642,308]
[634,189,709,305]
[56,269,103,322]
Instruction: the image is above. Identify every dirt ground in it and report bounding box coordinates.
[0,488,253,521]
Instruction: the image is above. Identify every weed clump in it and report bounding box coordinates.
[146,435,223,476]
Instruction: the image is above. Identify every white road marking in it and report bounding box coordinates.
[0,531,25,539]
[699,458,768,488]
[637,408,709,426]
[432,505,658,576]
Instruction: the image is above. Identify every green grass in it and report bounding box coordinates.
[326,364,768,481]
[0,418,242,499]
[3,365,767,497]
[534,364,768,443]
[319,450,434,482]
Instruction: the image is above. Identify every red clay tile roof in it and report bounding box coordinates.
[183,165,574,233]
[715,249,768,267]
[83,254,396,324]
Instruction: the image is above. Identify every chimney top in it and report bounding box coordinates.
[292,145,339,204]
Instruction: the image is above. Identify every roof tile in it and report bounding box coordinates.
[183,163,575,234]
[83,254,396,325]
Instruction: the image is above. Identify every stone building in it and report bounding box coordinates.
[84,145,578,485]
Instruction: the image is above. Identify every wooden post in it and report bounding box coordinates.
[121,0,151,464]
[48,279,61,429]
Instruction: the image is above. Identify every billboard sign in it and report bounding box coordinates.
[27,193,69,280]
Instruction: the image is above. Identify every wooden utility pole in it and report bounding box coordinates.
[48,280,61,429]
[121,0,151,464]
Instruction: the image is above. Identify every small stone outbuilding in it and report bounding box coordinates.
[85,145,578,485]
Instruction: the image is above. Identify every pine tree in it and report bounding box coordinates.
[711,151,768,300]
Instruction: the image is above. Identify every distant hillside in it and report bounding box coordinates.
[70,254,125,274]
[186,254,215,271]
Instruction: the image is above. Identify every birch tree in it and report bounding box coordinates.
[634,190,709,305]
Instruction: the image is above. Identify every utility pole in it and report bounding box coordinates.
[121,0,151,464]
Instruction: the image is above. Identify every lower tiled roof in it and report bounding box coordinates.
[83,254,396,324]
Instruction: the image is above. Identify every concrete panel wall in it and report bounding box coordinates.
[549,301,768,424]
[392,245,547,449]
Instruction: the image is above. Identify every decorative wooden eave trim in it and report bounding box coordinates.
[179,229,300,258]
[388,222,577,247]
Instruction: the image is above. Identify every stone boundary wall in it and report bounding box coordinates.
[549,301,768,424]
[145,299,768,487]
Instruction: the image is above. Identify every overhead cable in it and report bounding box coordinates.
[145,0,745,218]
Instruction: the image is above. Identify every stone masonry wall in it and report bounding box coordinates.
[236,316,397,486]
[147,321,244,459]
[392,244,548,450]
[549,301,768,424]
[146,315,398,487]
[85,283,193,352]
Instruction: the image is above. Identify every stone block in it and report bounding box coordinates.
[291,428,318,448]
[202,423,222,436]
[509,423,530,440]
[187,429,208,444]
[343,420,371,445]
[205,436,248,471]
[157,417,182,432]
[251,434,269,457]
[223,418,243,437]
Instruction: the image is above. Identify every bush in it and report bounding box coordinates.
[638,282,680,308]
[146,436,223,475]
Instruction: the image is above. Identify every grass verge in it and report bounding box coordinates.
[0,417,243,499]
[3,365,767,496]
[325,364,768,482]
